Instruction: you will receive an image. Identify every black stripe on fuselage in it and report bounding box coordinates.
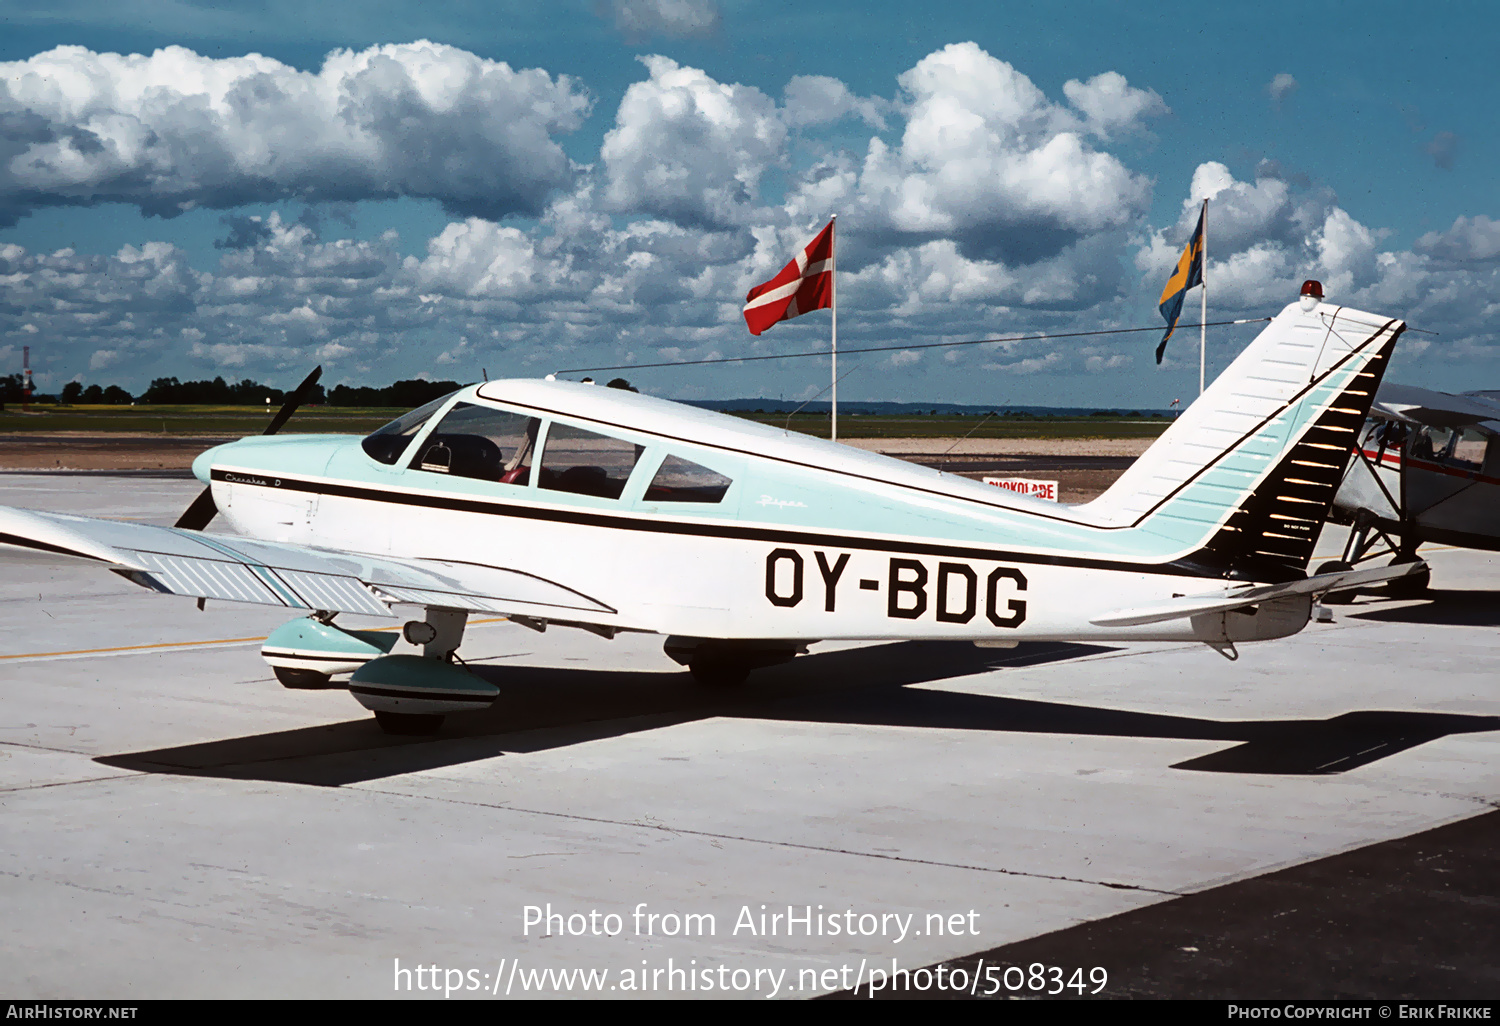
[212,467,1196,576]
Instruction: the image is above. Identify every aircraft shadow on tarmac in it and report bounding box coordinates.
[1345,589,1500,627]
[94,639,1500,787]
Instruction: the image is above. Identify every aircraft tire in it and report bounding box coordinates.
[688,660,751,687]
[1383,561,1430,599]
[274,666,334,689]
[1315,560,1360,605]
[373,710,445,735]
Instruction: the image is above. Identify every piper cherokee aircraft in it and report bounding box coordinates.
[1325,383,1500,597]
[0,283,1423,735]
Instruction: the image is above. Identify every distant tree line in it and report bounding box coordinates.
[60,382,134,404]
[1,374,35,403]
[325,379,462,407]
[11,375,476,408]
[48,375,629,407]
[134,376,308,405]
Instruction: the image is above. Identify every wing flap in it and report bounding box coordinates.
[269,568,393,616]
[1091,561,1426,627]
[128,551,290,606]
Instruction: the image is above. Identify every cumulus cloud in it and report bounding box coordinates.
[410,219,545,299]
[0,42,590,226]
[1134,162,1500,375]
[1139,161,1348,279]
[598,0,721,40]
[1138,162,1387,306]
[1062,72,1168,139]
[782,76,890,130]
[0,45,1175,392]
[601,56,786,227]
[1415,215,1500,263]
[1267,73,1298,107]
[793,44,1160,266]
[8,41,1496,398]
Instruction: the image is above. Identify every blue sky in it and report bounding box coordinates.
[1,0,1496,407]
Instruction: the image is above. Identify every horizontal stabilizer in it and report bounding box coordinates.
[1090,561,1427,628]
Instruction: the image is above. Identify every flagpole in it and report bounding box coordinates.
[830,214,838,442]
[1199,199,1208,397]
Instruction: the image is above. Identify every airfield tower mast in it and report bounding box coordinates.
[22,345,33,411]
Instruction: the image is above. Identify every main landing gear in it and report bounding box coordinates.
[261,608,495,735]
[1318,509,1430,605]
[663,637,808,687]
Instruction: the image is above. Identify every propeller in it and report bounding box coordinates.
[174,365,323,531]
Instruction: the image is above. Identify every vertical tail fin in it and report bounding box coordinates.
[1078,299,1403,580]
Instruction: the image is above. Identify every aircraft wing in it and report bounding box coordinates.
[0,505,618,622]
[1090,562,1427,628]
[1371,383,1500,431]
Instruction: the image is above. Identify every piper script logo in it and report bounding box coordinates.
[757,495,808,509]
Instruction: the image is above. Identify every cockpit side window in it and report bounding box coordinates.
[537,423,642,500]
[361,392,457,465]
[409,402,540,484]
[1411,424,1457,462]
[643,455,732,503]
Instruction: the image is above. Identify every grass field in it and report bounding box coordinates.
[0,404,1173,441]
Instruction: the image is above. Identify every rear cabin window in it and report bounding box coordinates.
[409,403,540,484]
[361,392,457,465]
[643,455,732,503]
[538,423,642,500]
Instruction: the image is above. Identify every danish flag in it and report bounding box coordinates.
[742,220,835,336]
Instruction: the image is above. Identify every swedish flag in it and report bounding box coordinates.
[1156,203,1205,364]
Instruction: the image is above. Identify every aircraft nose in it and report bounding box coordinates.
[192,444,231,485]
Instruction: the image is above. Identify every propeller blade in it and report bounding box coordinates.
[262,365,322,435]
[173,366,323,532]
[174,487,221,531]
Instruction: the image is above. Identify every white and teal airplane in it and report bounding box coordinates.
[0,284,1422,734]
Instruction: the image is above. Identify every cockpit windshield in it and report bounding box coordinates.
[361,391,458,465]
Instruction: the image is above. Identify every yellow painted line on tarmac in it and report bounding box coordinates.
[0,617,510,662]
[0,636,268,660]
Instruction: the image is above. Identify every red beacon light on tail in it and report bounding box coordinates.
[1299,279,1324,312]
